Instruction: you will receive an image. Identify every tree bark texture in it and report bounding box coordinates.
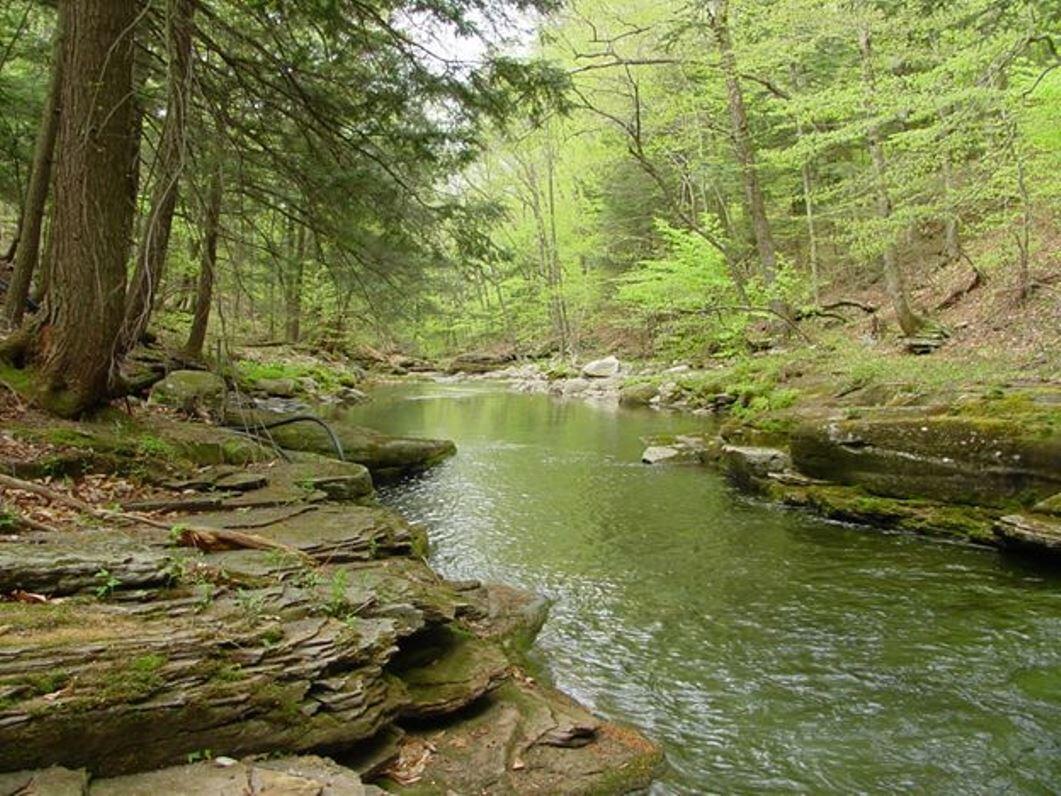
[36,0,141,415]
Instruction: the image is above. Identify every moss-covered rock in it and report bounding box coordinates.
[619,382,658,406]
[148,370,226,413]
[766,482,998,544]
[721,445,790,494]
[222,410,456,479]
[1033,493,1061,517]
[447,352,515,374]
[790,415,1061,507]
[378,680,662,796]
[388,626,509,719]
[993,513,1061,557]
[254,377,298,398]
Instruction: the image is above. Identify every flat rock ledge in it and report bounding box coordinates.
[0,460,660,793]
[219,408,457,480]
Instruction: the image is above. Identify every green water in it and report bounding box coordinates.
[337,382,1061,794]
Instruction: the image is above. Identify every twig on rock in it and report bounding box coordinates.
[0,473,312,562]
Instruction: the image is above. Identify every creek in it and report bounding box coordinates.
[335,381,1061,793]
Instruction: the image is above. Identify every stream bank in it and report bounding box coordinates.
[327,380,1061,793]
[0,385,661,793]
[435,353,1061,559]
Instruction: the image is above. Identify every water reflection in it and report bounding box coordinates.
[336,382,1061,794]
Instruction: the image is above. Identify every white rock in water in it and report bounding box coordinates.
[642,446,680,464]
[582,356,621,378]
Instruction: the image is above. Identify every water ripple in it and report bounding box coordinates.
[344,384,1061,794]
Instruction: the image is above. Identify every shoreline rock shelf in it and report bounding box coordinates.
[0,426,660,792]
[420,357,1061,559]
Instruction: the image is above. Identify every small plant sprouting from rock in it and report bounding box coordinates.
[195,582,215,611]
[137,435,176,459]
[94,569,121,599]
[167,523,188,546]
[324,569,351,618]
[186,749,213,764]
[260,626,284,648]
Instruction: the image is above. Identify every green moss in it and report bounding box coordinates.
[62,653,170,710]
[0,361,34,395]
[261,626,285,647]
[0,602,77,636]
[211,663,246,683]
[256,682,306,723]
[0,671,71,705]
[136,434,178,458]
[235,359,350,395]
[769,483,997,544]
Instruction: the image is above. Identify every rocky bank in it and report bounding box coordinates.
[0,399,661,792]
[443,354,1061,560]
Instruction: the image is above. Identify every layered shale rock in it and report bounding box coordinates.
[219,409,456,479]
[0,457,660,792]
[790,416,1061,507]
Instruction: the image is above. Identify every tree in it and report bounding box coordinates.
[857,23,925,337]
[120,0,194,352]
[6,0,140,416]
[702,0,787,318]
[3,21,62,327]
[184,152,223,360]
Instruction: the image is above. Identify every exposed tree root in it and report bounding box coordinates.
[936,268,984,311]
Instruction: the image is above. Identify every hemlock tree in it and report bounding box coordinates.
[0,0,567,415]
[2,0,141,417]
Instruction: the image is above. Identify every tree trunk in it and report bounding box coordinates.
[120,0,195,352]
[4,24,63,327]
[708,0,789,319]
[183,160,222,360]
[30,211,54,306]
[32,0,140,416]
[544,134,571,354]
[940,148,960,262]
[858,26,925,337]
[790,64,820,307]
[283,222,305,344]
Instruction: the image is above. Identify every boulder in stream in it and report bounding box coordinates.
[722,445,791,492]
[447,351,516,374]
[790,416,1061,506]
[993,513,1061,557]
[254,377,298,398]
[642,445,680,464]
[620,382,658,406]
